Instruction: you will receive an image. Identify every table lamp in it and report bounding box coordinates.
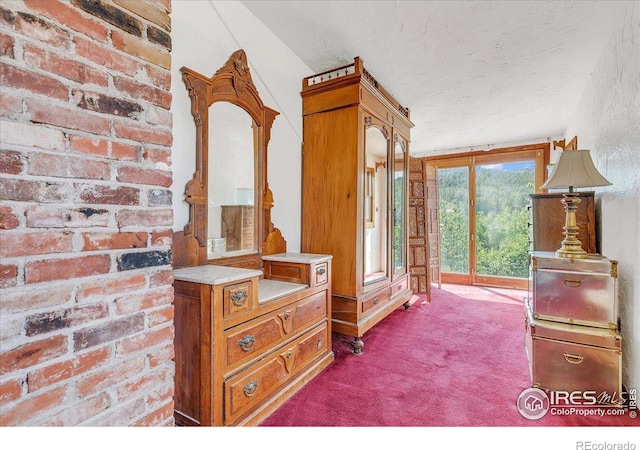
[540,149,611,259]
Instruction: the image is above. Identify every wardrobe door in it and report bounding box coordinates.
[392,134,408,280]
[363,117,389,288]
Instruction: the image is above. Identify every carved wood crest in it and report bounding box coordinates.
[215,49,256,98]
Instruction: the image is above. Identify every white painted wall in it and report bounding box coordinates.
[171,0,312,252]
[564,2,640,390]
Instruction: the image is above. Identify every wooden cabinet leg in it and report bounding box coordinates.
[352,337,364,355]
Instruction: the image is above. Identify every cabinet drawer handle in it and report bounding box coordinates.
[316,267,326,276]
[231,290,248,306]
[243,380,259,397]
[564,353,584,365]
[317,339,323,351]
[373,298,380,305]
[238,335,255,352]
[563,279,582,288]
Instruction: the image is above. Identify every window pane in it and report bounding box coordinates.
[475,161,534,278]
[438,167,469,274]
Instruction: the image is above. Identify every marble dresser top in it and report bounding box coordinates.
[258,279,307,304]
[173,265,262,286]
[262,252,332,264]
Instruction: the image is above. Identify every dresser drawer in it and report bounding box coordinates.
[224,291,327,368]
[242,207,254,219]
[314,262,328,286]
[361,288,389,316]
[224,322,329,424]
[389,277,409,298]
[223,280,254,319]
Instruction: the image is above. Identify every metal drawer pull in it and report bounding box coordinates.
[373,298,380,305]
[564,353,585,365]
[317,339,323,350]
[243,380,259,397]
[231,290,248,306]
[238,335,255,352]
[563,279,582,288]
[316,267,326,276]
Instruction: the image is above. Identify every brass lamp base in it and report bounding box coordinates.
[555,191,588,259]
[556,247,588,259]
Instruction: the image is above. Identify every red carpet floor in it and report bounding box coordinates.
[261,284,637,427]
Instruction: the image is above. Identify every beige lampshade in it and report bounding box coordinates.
[541,149,611,189]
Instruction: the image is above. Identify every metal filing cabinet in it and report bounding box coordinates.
[525,251,622,397]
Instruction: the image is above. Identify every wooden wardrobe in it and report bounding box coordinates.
[300,57,414,353]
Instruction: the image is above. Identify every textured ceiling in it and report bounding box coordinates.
[241,1,628,155]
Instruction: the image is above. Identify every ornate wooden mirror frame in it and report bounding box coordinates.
[172,50,286,269]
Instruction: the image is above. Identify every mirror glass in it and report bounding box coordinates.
[363,125,388,284]
[392,138,406,273]
[207,102,257,259]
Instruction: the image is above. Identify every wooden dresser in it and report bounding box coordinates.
[529,191,596,253]
[173,253,333,426]
[221,205,255,252]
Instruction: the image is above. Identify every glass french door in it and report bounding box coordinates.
[438,166,470,277]
[434,149,545,289]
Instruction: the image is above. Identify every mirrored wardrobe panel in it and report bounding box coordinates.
[363,122,389,285]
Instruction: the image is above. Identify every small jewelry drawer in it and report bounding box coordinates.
[223,280,254,319]
[314,262,328,286]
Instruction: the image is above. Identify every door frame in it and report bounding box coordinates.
[423,143,549,290]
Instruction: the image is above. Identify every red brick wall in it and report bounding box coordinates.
[0,0,174,426]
